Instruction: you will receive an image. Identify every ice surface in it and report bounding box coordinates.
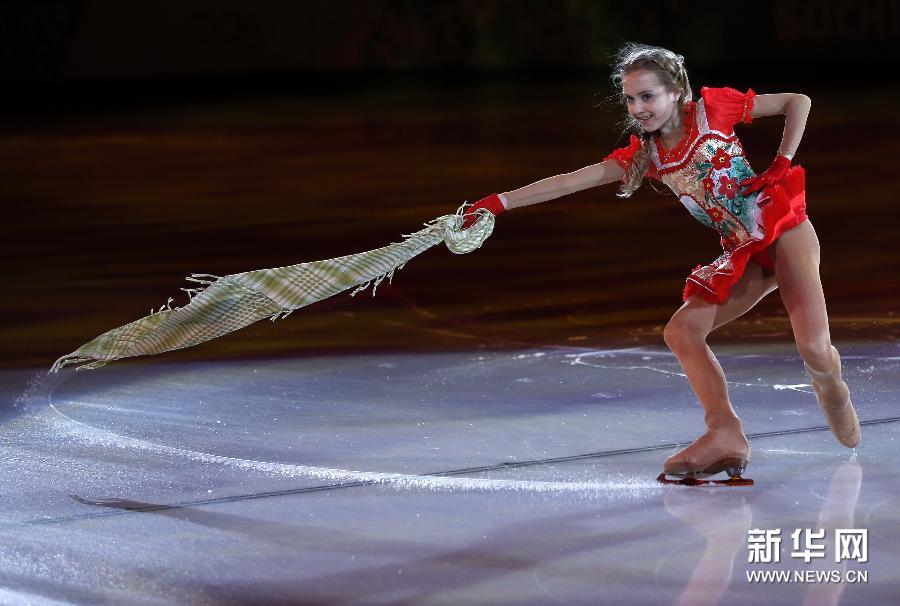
[0,342,897,605]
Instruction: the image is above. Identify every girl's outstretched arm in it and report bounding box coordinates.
[500,159,626,210]
[750,93,812,160]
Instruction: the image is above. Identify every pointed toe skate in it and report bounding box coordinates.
[820,398,860,448]
[805,346,861,448]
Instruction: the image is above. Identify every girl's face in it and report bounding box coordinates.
[621,69,679,133]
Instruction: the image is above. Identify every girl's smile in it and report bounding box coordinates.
[622,68,683,139]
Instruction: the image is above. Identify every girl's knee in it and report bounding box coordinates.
[798,340,834,372]
[664,316,709,350]
[664,297,716,350]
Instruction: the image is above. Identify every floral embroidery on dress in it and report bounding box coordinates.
[717,174,739,200]
[654,101,765,250]
[706,207,724,223]
[711,148,732,170]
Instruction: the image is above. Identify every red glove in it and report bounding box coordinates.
[740,155,791,196]
[461,193,506,229]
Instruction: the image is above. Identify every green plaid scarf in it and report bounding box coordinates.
[50,203,494,372]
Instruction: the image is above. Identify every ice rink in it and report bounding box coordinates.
[1,340,896,605]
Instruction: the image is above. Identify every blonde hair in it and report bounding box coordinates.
[606,43,693,198]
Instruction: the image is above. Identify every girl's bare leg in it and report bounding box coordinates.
[662,262,778,474]
[773,219,860,447]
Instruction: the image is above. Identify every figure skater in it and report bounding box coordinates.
[459,43,859,484]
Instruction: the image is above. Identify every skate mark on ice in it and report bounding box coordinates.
[44,402,661,496]
[566,348,688,380]
[567,349,823,392]
[773,383,813,394]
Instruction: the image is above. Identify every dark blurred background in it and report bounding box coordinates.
[2,0,898,369]
[4,1,900,93]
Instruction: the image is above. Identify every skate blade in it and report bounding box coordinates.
[658,458,752,486]
[657,472,754,487]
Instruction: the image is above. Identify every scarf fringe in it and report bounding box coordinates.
[49,355,109,374]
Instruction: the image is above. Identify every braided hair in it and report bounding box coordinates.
[608,43,693,198]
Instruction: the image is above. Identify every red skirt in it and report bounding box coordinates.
[682,165,808,305]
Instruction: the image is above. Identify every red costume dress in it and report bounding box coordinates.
[603,86,808,305]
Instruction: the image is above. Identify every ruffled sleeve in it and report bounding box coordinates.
[700,86,756,132]
[603,134,658,181]
[603,134,642,173]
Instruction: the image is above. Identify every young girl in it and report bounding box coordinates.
[460,43,860,483]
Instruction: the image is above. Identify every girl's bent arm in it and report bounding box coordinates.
[501,159,626,210]
[750,93,812,160]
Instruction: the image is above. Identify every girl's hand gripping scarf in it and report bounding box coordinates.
[50,202,495,372]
